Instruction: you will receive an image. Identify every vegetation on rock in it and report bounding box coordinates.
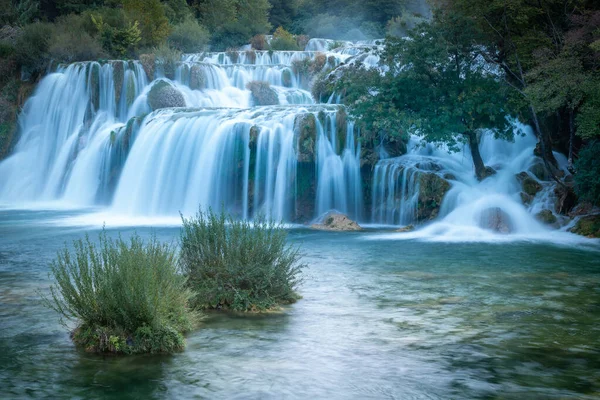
[247,81,279,106]
[44,231,197,354]
[180,209,304,312]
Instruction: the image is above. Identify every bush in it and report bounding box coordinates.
[45,231,197,354]
[168,19,210,53]
[90,10,142,58]
[49,15,108,63]
[153,43,182,79]
[14,22,53,78]
[251,34,269,50]
[247,80,279,106]
[180,210,305,312]
[574,141,600,205]
[270,26,300,51]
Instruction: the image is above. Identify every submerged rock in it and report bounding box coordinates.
[396,225,415,233]
[189,65,206,90]
[516,171,542,197]
[311,211,362,231]
[569,214,600,238]
[147,80,186,111]
[479,207,513,234]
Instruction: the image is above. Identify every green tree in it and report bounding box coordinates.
[123,0,170,47]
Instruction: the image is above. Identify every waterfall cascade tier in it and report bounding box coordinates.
[0,38,572,233]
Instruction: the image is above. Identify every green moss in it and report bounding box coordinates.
[417,173,451,221]
[112,61,124,105]
[294,113,317,163]
[282,68,293,88]
[126,72,136,106]
[569,215,600,238]
[335,107,348,153]
[535,209,558,225]
[516,172,542,197]
[88,63,101,111]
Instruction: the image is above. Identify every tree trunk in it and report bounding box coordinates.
[465,131,488,181]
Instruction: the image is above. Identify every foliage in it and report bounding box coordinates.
[152,43,182,79]
[14,22,53,77]
[162,0,193,24]
[250,34,269,50]
[386,13,426,38]
[270,26,300,51]
[48,14,107,63]
[180,209,304,312]
[91,11,141,57]
[123,0,170,47]
[168,18,210,53]
[574,141,600,205]
[44,231,196,354]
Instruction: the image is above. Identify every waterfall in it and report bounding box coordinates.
[0,45,365,222]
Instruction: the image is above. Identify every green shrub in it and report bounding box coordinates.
[168,18,210,53]
[251,34,270,50]
[14,22,53,78]
[180,210,305,312]
[90,11,142,58]
[270,26,300,51]
[574,141,600,205]
[153,43,182,79]
[48,15,107,63]
[386,14,427,38]
[246,80,279,106]
[45,231,197,354]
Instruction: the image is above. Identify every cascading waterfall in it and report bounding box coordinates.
[0,43,364,222]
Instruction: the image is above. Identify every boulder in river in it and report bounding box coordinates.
[516,171,542,197]
[147,80,186,111]
[311,211,362,231]
[535,209,558,226]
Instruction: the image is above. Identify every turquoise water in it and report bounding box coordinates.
[1,209,599,399]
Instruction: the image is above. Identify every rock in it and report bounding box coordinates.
[479,207,513,233]
[535,209,557,225]
[516,171,542,197]
[335,107,347,153]
[147,80,186,111]
[417,173,451,221]
[282,69,293,88]
[569,214,600,238]
[139,54,155,81]
[311,212,362,231]
[520,192,533,205]
[443,173,456,181]
[294,113,317,163]
[190,65,206,90]
[112,61,124,105]
[554,184,577,215]
[247,81,279,106]
[480,166,497,181]
[529,160,550,181]
[568,202,598,218]
[396,225,415,233]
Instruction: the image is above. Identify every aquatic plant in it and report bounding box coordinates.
[180,209,304,312]
[45,231,197,354]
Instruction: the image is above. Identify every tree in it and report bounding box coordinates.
[123,0,170,47]
[342,13,515,180]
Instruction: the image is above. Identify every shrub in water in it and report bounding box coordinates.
[45,231,197,354]
[180,210,305,312]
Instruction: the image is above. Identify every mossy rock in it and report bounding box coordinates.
[529,159,550,181]
[246,81,279,106]
[417,173,451,221]
[520,192,533,205]
[147,80,186,111]
[294,113,317,163]
[126,73,136,107]
[88,63,100,112]
[311,211,362,231]
[112,61,125,105]
[190,65,206,90]
[516,171,542,197]
[535,209,557,225]
[282,68,293,88]
[554,184,577,215]
[249,125,260,151]
[335,107,347,153]
[139,54,156,81]
[569,214,600,238]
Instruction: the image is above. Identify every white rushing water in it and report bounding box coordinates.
[0,39,579,239]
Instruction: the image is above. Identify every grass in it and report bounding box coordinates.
[180,209,305,312]
[44,231,197,354]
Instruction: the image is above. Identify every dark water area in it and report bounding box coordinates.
[1,209,599,399]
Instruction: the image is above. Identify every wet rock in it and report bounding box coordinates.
[529,159,550,181]
[416,173,451,221]
[479,207,513,233]
[282,69,293,88]
[139,54,155,81]
[568,202,598,218]
[396,225,415,233]
[147,80,186,111]
[247,81,279,106]
[520,192,533,205]
[294,113,317,163]
[443,173,456,181]
[335,107,347,153]
[112,61,124,105]
[480,166,497,181]
[516,171,542,197]
[535,209,557,225]
[569,214,600,238]
[189,65,206,90]
[311,211,362,231]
